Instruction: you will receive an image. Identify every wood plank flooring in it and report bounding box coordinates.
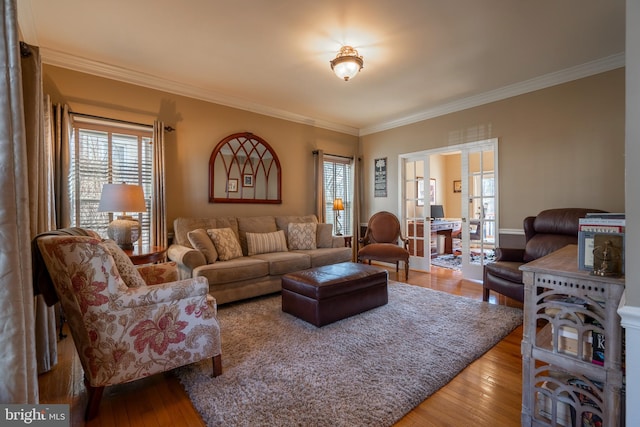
[38,265,524,426]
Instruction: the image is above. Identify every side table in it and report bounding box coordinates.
[337,235,353,248]
[123,245,167,265]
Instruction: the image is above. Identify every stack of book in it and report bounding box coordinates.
[577,212,625,274]
[542,295,606,365]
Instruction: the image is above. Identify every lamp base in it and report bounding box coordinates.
[107,215,140,250]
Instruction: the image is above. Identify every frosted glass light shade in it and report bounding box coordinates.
[330,46,364,81]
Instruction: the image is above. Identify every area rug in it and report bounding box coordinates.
[431,252,496,270]
[175,281,522,427]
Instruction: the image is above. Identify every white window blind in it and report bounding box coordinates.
[70,116,153,245]
[323,156,352,236]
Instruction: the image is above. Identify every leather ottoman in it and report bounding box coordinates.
[281,262,388,327]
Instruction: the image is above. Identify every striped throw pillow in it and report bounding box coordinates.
[246,230,288,256]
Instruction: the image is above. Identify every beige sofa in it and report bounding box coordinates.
[168,215,352,304]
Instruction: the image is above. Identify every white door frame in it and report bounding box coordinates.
[399,138,498,279]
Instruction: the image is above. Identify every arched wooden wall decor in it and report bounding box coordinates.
[209,132,282,203]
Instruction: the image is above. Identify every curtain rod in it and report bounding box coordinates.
[312,150,353,160]
[70,112,175,132]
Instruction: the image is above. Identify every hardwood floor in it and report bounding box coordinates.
[38,265,524,426]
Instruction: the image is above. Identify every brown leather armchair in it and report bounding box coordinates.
[357,211,410,278]
[482,208,605,303]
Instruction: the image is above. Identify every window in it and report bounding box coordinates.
[323,157,352,236]
[70,116,153,245]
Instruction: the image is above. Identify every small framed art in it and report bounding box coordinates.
[227,179,238,192]
[453,180,462,193]
[243,174,254,187]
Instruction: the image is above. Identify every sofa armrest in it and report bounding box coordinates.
[331,236,345,248]
[167,244,206,271]
[495,247,526,262]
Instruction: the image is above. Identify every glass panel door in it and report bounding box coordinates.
[403,157,430,271]
[461,142,498,280]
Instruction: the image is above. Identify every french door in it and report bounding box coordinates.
[402,156,430,271]
[400,138,498,280]
[459,140,498,280]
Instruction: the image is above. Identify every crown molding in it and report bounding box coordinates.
[359,53,625,136]
[40,48,623,139]
[40,48,360,137]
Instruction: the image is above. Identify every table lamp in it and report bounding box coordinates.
[98,183,146,249]
[333,198,344,236]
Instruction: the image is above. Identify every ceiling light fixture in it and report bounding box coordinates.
[330,46,364,81]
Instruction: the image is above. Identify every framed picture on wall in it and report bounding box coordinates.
[429,178,436,204]
[243,174,254,187]
[453,180,462,193]
[227,179,238,192]
[374,157,387,197]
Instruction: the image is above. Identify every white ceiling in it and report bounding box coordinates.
[17,0,625,136]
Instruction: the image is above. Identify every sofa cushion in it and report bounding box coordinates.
[187,228,218,263]
[102,239,147,289]
[288,222,317,250]
[208,228,243,261]
[294,247,352,268]
[276,215,318,240]
[194,257,269,284]
[246,230,288,256]
[173,217,238,247]
[237,216,278,255]
[316,223,334,248]
[251,252,311,275]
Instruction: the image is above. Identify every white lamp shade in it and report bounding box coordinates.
[98,183,146,213]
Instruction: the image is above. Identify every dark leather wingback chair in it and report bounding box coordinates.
[358,211,410,278]
[482,208,605,303]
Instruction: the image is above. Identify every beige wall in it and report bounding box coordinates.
[360,68,625,230]
[43,65,625,234]
[43,65,359,232]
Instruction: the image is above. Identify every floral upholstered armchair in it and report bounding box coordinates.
[36,234,222,420]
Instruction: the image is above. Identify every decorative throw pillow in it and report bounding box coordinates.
[316,223,334,248]
[287,222,317,250]
[246,230,288,256]
[101,239,148,288]
[207,228,243,261]
[188,228,218,264]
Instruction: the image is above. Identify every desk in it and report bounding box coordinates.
[430,220,461,257]
[123,245,167,265]
[407,220,461,258]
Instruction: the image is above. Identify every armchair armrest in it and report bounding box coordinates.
[115,276,211,309]
[137,261,178,285]
[494,247,526,262]
[167,244,206,271]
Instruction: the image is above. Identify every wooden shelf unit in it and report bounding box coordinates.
[520,245,625,426]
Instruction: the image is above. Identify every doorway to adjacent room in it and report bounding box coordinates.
[400,138,498,281]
